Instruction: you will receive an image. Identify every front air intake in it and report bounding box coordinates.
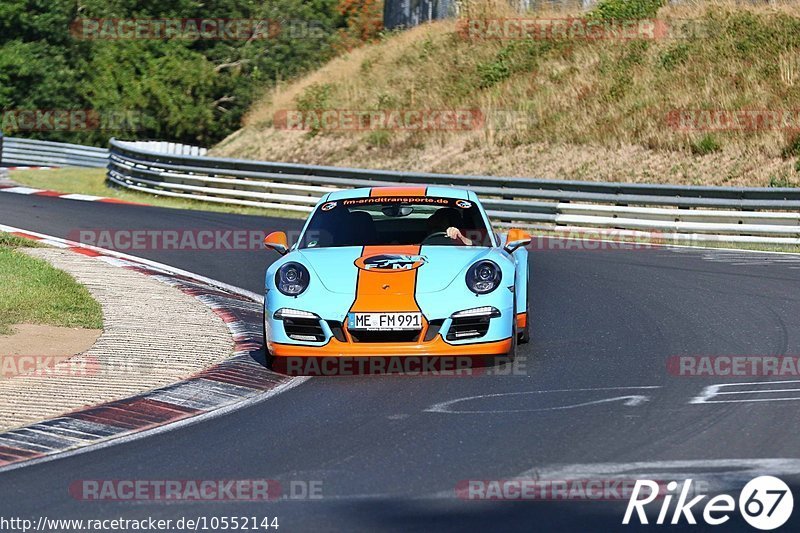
[446,308,499,341]
[282,317,325,342]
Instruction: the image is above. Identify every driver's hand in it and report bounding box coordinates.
[446,227,462,240]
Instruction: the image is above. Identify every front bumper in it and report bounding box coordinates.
[265,306,514,358]
[268,335,513,358]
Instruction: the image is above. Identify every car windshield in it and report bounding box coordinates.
[299,196,493,248]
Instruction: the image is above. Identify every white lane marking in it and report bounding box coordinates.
[666,246,800,258]
[690,380,800,404]
[38,239,70,248]
[668,248,800,266]
[1,186,43,195]
[715,388,800,395]
[425,386,660,414]
[534,233,800,257]
[515,459,800,489]
[59,193,103,201]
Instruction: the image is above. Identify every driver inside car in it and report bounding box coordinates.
[425,207,473,246]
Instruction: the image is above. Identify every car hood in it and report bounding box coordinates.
[297,246,495,294]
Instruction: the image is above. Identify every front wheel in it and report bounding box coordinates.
[507,298,518,359]
[518,302,531,345]
[263,311,273,369]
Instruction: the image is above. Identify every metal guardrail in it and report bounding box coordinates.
[0,135,108,168]
[6,135,794,244]
[107,138,800,244]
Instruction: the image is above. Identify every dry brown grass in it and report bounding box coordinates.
[214,0,800,187]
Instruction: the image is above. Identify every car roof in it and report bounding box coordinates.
[323,186,474,202]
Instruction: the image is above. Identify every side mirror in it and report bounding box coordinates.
[264,231,288,255]
[504,228,531,254]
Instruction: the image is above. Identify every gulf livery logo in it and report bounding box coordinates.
[355,254,427,272]
[455,200,472,209]
[321,201,337,211]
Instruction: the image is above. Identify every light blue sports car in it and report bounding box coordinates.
[262,186,531,366]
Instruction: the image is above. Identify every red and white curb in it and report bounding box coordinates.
[0,184,142,205]
[0,224,306,472]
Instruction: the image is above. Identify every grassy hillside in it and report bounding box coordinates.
[213,0,800,186]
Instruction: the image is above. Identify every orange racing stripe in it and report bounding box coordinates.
[370,187,426,197]
[350,245,423,313]
[348,244,426,342]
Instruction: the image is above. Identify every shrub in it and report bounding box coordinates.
[589,0,665,22]
[690,134,721,155]
[295,83,335,136]
[659,44,689,71]
[769,174,792,187]
[296,83,334,112]
[781,135,800,159]
[477,58,511,89]
[365,130,390,148]
[336,0,384,52]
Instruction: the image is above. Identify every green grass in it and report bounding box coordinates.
[0,242,103,335]
[9,168,305,219]
[0,233,41,248]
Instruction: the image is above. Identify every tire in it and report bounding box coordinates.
[507,296,518,359]
[263,311,273,369]
[519,300,531,344]
[518,265,531,344]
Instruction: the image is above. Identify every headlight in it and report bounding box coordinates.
[466,260,501,295]
[275,262,310,296]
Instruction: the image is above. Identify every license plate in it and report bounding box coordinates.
[347,312,422,331]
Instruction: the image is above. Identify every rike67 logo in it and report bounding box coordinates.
[624,476,793,530]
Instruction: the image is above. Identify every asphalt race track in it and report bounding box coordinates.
[2,192,800,531]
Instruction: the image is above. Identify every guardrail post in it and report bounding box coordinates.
[106,137,115,189]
